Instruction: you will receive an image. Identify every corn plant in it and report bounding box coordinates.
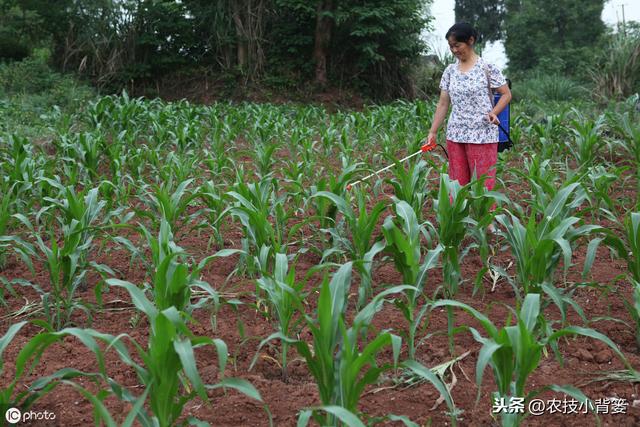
[529,113,570,160]
[162,150,205,185]
[494,183,597,301]
[307,163,365,231]
[432,293,631,427]
[385,158,430,222]
[0,234,36,305]
[29,224,112,329]
[136,178,199,233]
[194,179,228,250]
[433,175,475,352]
[2,134,41,208]
[583,165,625,221]
[601,211,640,351]
[564,112,605,170]
[40,180,108,241]
[609,110,640,195]
[465,175,509,295]
[0,321,83,418]
[311,189,387,307]
[57,131,105,181]
[253,263,428,426]
[382,200,442,359]
[226,175,293,275]
[34,305,264,427]
[0,179,16,270]
[106,219,230,315]
[434,174,473,297]
[251,139,278,178]
[255,253,306,381]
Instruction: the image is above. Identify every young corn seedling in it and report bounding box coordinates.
[432,293,631,427]
[530,110,571,160]
[495,183,599,322]
[159,150,204,186]
[11,186,112,329]
[601,211,640,351]
[434,174,472,297]
[382,200,442,360]
[608,110,640,196]
[465,175,509,295]
[311,189,387,307]
[583,165,626,221]
[70,131,105,181]
[0,233,36,305]
[106,218,229,315]
[136,178,199,233]
[565,112,606,170]
[307,163,366,231]
[253,263,430,426]
[29,222,112,330]
[0,179,17,270]
[255,253,306,381]
[0,321,85,418]
[194,179,229,250]
[433,175,473,353]
[39,305,264,427]
[385,158,431,223]
[251,139,278,178]
[226,175,294,275]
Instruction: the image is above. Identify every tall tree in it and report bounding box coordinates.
[313,0,335,86]
[454,0,505,45]
[503,0,606,75]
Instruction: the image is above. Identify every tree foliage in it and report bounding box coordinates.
[454,0,505,45]
[0,0,432,99]
[503,0,606,76]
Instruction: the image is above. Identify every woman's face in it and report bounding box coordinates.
[448,36,475,61]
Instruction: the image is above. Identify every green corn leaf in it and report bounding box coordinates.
[403,360,455,415]
[388,414,419,427]
[583,237,604,279]
[547,326,632,370]
[174,338,208,402]
[0,321,27,363]
[61,380,118,427]
[107,279,158,321]
[206,378,263,402]
[520,293,540,332]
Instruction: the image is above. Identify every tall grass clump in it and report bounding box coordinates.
[511,73,586,103]
[589,28,640,101]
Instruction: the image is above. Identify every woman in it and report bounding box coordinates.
[427,22,511,200]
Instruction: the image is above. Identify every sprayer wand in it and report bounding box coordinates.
[346,140,440,190]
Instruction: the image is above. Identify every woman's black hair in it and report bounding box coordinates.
[445,22,479,44]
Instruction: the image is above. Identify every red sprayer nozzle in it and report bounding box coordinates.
[421,141,436,152]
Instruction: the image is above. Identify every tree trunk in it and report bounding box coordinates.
[232,0,248,70]
[313,0,334,87]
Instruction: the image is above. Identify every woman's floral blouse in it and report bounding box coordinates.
[439,57,507,144]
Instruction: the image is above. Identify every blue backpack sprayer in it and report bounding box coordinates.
[494,78,513,153]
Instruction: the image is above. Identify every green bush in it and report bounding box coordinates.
[413,53,454,99]
[0,37,29,62]
[589,27,640,101]
[511,73,588,103]
[0,55,95,132]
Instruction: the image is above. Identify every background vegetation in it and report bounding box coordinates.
[1,0,638,102]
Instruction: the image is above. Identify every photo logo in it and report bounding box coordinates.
[5,408,21,424]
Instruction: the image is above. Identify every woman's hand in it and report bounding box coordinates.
[487,112,500,125]
[426,131,437,146]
